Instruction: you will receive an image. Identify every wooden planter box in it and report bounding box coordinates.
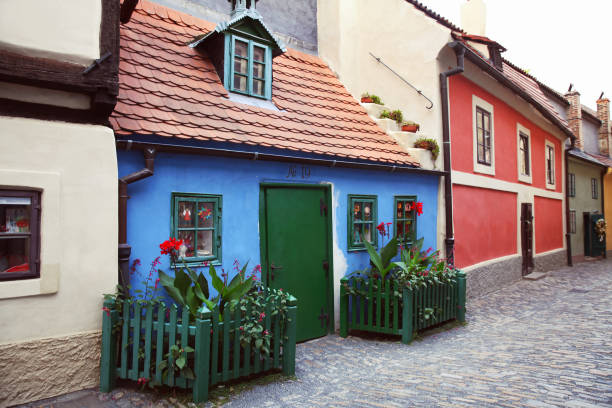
[340,271,465,343]
[100,296,297,403]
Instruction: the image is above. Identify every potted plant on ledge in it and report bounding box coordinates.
[401,121,420,133]
[414,137,440,161]
[361,92,383,105]
[380,109,403,124]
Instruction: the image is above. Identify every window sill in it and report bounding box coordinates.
[170,259,222,269]
[518,174,532,184]
[0,263,59,299]
[474,163,495,176]
[545,183,556,190]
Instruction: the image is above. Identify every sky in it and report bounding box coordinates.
[422,0,612,110]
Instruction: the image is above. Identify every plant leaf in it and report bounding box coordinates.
[197,272,209,300]
[158,270,186,306]
[380,236,399,268]
[176,356,186,369]
[208,265,224,294]
[182,366,195,380]
[185,286,201,315]
[173,268,191,297]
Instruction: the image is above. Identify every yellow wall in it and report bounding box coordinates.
[0,117,117,406]
[0,0,101,65]
[605,169,612,250]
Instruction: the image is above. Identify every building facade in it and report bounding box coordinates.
[0,0,119,406]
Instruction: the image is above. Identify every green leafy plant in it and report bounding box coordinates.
[393,237,457,290]
[380,109,403,124]
[361,92,383,105]
[157,342,195,381]
[233,281,291,355]
[414,138,440,161]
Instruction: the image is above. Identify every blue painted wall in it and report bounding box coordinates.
[119,150,440,297]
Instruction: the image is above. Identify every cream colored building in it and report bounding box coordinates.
[0,1,119,406]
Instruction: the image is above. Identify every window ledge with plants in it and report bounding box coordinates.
[100,239,297,403]
[340,223,466,344]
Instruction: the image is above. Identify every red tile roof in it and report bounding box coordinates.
[111,0,419,167]
[587,152,612,168]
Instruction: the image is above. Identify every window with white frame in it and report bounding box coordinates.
[472,95,495,175]
[545,140,555,189]
[517,124,532,184]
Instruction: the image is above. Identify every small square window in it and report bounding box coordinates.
[394,196,417,245]
[172,193,222,264]
[591,178,598,199]
[348,195,377,251]
[229,35,271,99]
[0,189,41,281]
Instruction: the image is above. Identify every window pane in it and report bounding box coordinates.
[353,202,362,220]
[0,237,30,273]
[253,62,265,79]
[406,220,413,237]
[397,221,404,238]
[397,201,403,219]
[363,223,372,243]
[483,113,490,131]
[0,199,31,233]
[234,74,247,92]
[363,202,372,221]
[198,202,214,228]
[234,57,248,74]
[235,40,248,57]
[197,230,213,257]
[253,79,265,96]
[177,201,195,228]
[353,223,362,244]
[477,144,484,162]
[485,148,491,164]
[178,231,195,258]
[253,46,265,62]
[477,128,484,145]
[476,111,482,128]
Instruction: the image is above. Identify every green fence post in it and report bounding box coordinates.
[282,295,297,376]
[193,304,212,404]
[100,299,118,392]
[401,288,414,344]
[456,270,467,323]
[340,278,348,338]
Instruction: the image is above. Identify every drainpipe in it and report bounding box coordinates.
[439,42,465,266]
[565,143,573,266]
[118,146,156,287]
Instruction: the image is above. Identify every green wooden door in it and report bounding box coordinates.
[261,185,331,342]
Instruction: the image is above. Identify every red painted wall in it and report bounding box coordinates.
[534,196,564,253]
[449,75,563,193]
[453,185,517,268]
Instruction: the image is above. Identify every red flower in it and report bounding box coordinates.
[415,202,423,216]
[16,219,29,228]
[151,256,161,268]
[376,222,386,237]
[154,278,160,289]
[160,238,183,255]
[263,330,269,336]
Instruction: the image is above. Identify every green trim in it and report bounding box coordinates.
[347,194,378,251]
[393,195,417,246]
[171,192,222,265]
[228,34,271,100]
[258,182,335,335]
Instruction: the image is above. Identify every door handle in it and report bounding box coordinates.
[270,263,282,281]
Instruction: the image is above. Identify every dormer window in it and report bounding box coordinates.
[190,0,285,102]
[230,35,271,98]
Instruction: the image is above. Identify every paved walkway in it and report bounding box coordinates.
[21,259,612,407]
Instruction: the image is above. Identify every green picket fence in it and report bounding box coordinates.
[100,296,297,403]
[340,271,466,343]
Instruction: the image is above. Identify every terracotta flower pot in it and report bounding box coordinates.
[402,124,419,133]
[361,97,373,103]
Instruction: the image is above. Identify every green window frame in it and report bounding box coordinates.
[394,196,417,245]
[171,193,222,265]
[347,195,377,251]
[228,34,272,99]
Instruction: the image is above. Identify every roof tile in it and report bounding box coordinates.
[112,0,418,167]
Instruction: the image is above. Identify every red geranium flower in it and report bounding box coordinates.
[376,222,386,237]
[415,202,423,216]
[160,238,183,255]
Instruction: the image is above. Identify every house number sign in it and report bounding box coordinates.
[286,165,311,179]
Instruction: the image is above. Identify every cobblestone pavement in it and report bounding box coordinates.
[20,259,612,408]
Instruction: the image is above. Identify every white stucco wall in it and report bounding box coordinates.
[0,116,117,343]
[0,0,101,65]
[317,0,456,255]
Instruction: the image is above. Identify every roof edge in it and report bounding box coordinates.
[457,43,574,140]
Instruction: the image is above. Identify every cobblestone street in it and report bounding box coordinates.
[22,259,612,408]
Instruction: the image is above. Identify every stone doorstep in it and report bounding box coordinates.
[523,272,547,281]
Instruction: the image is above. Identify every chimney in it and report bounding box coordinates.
[565,90,584,150]
[230,0,257,16]
[596,96,611,157]
[461,0,487,37]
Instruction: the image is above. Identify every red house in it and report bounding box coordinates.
[443,34,574,296]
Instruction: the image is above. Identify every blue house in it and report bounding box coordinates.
[113,0,442,342]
